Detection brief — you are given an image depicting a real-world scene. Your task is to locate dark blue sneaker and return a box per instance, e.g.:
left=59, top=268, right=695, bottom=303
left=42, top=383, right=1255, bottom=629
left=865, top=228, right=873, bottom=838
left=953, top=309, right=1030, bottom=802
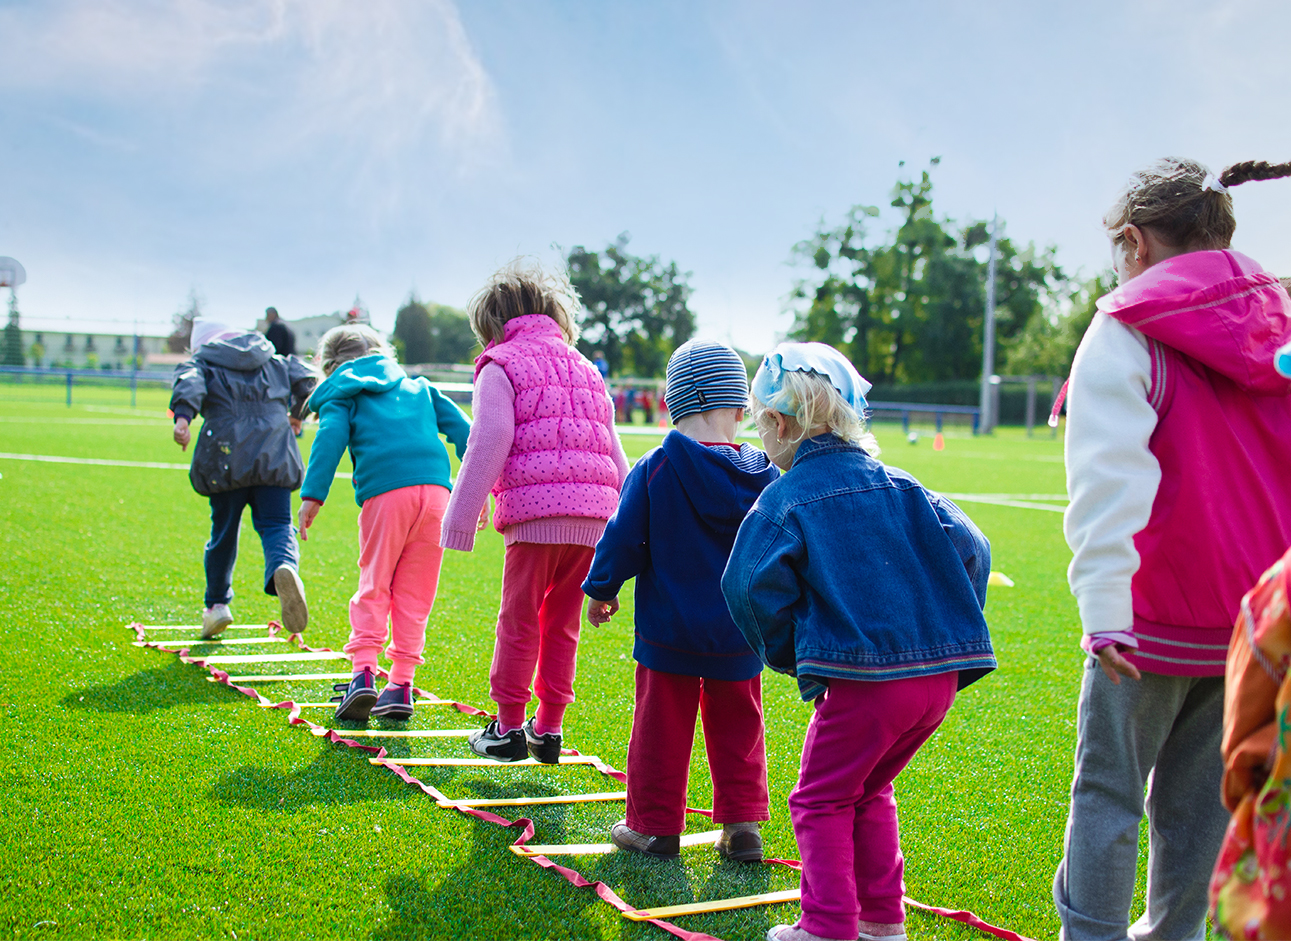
left=371, top=683, right=414, bottom=720
left=330, top=669, right=377, bottom=721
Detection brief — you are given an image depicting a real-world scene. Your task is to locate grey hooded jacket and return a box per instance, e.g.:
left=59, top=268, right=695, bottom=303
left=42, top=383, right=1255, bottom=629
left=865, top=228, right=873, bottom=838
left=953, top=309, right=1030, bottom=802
left=170, top=333, right=317, bottom=496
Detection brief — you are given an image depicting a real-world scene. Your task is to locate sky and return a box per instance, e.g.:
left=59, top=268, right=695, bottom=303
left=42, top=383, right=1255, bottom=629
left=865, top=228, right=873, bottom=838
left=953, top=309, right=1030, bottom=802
left=2, top=0, right=1290, bottom=353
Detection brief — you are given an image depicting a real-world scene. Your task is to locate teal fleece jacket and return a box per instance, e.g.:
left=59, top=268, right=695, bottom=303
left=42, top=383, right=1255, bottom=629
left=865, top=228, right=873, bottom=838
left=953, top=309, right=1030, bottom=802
left=300, top=354, right=471, bottom=506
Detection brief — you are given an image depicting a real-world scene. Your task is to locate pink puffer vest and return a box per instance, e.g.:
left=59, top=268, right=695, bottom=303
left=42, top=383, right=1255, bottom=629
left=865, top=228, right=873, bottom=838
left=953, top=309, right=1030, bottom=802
left=475, top=315, right=620, bottom=530
left=1104, top=251, right=1291, bottom=676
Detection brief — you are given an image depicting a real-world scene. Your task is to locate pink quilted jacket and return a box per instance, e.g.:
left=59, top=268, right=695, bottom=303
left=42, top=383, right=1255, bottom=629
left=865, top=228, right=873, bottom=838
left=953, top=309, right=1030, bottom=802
left=475, top=315, right=621, bottom=530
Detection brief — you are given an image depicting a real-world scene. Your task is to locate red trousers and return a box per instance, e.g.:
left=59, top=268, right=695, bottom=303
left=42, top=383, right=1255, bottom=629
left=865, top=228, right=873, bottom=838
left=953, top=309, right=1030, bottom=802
left=625, top=663, right=770, bottom=835
left=489, top=542, right=594, bottom=709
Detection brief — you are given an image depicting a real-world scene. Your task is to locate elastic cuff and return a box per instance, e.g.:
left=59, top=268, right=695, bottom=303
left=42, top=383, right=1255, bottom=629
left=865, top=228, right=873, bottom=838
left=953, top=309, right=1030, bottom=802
left=440, top=528, right=477, bottom=552
left=387, top=660, right=418, bottom=687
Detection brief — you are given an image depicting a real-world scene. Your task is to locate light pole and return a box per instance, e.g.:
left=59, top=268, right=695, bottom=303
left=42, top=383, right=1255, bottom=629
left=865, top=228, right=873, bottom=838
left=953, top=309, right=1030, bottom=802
left=977, top=215, right=998, bottom=434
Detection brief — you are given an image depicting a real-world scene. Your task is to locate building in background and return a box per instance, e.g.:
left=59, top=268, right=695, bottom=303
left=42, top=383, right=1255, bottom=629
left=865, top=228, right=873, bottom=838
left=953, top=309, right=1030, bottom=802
left=18, top=329, right=171, bottom=370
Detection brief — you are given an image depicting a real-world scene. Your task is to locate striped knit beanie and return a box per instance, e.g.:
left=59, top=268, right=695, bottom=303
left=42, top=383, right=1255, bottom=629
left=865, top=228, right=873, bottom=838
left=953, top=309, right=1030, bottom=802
left=665, top=340, right=749, bottom=422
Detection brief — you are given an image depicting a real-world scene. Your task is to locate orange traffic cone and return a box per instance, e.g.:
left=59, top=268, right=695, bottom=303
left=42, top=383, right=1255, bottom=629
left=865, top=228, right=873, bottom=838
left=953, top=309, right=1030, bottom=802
left=933, top=433, right=945, bottom=451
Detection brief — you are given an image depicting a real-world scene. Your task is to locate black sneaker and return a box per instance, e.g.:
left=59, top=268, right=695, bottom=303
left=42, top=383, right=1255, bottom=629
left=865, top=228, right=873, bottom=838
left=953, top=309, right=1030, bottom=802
left=371, top=683, right=414, bottom=721
left=468, top=720, right=527, bottom=762
left=330, top=669, right=377, bottom=721
left=523, top=716, right=562, bottom=763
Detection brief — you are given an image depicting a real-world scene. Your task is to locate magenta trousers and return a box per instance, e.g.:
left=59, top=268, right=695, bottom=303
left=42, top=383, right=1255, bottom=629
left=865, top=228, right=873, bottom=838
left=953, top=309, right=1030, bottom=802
left=626, top=664, right=770, bottom=835
left=790, top=672, right=957, bottom=938
left=345, top=484, right=449, bottom=686
left=489, top=542, right=594, bottom=709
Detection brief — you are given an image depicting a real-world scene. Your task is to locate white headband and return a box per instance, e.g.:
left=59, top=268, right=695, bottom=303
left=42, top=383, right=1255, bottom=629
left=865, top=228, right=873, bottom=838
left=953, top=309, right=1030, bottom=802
left=1202, top=173, right=1228, bottom=194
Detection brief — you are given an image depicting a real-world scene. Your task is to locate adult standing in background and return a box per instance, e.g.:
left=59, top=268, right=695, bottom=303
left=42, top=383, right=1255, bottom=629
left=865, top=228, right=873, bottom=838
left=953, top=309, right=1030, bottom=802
left=264, top=307, right=296, bottom=357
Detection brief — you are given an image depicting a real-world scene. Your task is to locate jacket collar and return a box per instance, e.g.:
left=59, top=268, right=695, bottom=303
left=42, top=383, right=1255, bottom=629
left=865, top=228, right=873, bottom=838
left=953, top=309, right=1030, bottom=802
left=791, top=433, right=857, bottom=468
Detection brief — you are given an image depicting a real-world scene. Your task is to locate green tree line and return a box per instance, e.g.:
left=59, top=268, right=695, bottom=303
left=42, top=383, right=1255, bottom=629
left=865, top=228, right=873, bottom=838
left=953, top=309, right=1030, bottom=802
left=788, top=161, right=1106, bottom=385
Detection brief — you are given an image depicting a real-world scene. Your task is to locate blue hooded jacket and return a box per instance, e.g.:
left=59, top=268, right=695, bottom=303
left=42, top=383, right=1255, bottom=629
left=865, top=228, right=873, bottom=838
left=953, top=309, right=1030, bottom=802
left=300, top=354, right=471, bottom=506
left=583, top=431, right=780, bottom=680
left=722, top=434, right=995, bottom=701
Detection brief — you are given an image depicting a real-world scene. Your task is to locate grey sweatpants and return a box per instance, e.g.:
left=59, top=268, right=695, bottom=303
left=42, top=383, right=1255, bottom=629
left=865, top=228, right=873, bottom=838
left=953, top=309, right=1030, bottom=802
left=1053, top=659, right=1226, bottom=941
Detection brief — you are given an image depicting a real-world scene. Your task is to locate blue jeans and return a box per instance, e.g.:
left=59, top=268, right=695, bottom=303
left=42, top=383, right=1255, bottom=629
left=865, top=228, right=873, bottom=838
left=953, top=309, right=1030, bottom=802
left=204, top=486, right=299, bottom=608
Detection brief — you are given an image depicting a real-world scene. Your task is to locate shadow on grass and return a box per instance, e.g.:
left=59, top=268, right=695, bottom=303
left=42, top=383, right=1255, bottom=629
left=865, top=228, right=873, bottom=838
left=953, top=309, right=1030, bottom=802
left=208, top=743, right=417, bottom=812
left=371, top=851, right=605, bottom=940
left=61, top=661, right=231, bottom=714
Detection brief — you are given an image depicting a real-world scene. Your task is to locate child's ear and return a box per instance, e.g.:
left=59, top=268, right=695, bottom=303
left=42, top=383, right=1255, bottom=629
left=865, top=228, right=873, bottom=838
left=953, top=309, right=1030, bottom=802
left=775, top=412, right=791, bottom=441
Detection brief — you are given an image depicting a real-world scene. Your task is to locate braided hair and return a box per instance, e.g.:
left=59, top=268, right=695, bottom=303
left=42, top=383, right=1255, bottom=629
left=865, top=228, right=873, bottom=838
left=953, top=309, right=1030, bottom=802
left=1104, top=157, right=1291, bottom=250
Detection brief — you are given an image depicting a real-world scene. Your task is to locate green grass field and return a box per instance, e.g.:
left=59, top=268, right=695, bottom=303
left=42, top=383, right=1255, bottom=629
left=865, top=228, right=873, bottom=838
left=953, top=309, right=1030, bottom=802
left=0, top=384, right=1127, bottom=940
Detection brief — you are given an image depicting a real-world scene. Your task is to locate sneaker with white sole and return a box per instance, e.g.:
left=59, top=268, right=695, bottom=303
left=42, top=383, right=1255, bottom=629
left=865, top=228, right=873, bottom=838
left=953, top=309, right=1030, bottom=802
left=371, top=683, right=415, bottom=720
left=201, top=603, right=234, bottom=640
left=523, top=716, right=562, bottom=763
left=273, top=565, right=308, bottom=634
left=467, top=720, right=528, bottom=762
left=331, top=669, right=378, bottom=721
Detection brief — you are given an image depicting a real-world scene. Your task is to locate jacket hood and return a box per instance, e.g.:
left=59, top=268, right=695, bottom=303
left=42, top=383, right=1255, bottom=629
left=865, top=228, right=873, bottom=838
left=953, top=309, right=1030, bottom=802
left=308, top=353, right=407, bottom=408
left=660, top=431, right=778, bottom=535
left=1098, top=250, right=1291, bottom=394
left=195, top=332, right=276, bottom=371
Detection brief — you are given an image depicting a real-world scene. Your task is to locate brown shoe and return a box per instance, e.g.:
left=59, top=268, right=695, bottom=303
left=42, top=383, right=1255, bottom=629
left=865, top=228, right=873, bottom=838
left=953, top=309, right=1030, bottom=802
left=715, top=823, right=763, bottom=862
left=610, top=820, right=680, bottom=860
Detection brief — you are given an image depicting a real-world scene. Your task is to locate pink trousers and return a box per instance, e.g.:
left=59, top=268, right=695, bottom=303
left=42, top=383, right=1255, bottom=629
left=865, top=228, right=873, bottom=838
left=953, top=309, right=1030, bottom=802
left=790, top=673, right=957, bottom=939
left=489, top=542, right=594, bottom=713
left=345, top=484, right=449, bottom=687
left=626, top=664, right=770, bottom=835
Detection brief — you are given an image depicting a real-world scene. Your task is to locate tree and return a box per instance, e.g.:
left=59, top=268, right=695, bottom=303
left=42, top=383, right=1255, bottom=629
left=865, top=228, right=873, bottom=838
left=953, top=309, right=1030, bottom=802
left=1003, top=273, right=1110, bottom=377
left=568, top=234, right=696, bottom=377
left=787, top=162, right=1067, bottom=384
left=167, top=290, right=202, bottom=353
left=3, top=291, right=22, bottom=366
left=393, top=296, right=477, bottom=364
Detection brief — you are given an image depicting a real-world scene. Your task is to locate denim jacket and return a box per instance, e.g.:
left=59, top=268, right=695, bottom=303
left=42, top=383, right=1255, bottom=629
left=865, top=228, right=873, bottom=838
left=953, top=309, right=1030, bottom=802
left=721, top=434, right=996, bottom=700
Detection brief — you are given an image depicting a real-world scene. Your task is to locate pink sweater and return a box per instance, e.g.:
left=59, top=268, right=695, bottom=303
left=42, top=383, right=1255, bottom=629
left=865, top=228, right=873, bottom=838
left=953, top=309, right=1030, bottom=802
left=441, top=362, right=629, bottom=551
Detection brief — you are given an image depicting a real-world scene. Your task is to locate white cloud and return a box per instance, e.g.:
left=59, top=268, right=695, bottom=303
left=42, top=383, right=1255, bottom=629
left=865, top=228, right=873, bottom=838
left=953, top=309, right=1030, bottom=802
left=1, top=0, right=501, bottom=171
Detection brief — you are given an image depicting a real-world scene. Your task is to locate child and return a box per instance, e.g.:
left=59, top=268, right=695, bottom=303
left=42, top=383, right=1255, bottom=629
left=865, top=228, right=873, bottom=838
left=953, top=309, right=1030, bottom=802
left=1055, top=158, right=1291, bottom=941
left=440, top=260, right=629, bottom=761
left=722, top=342, right=994, bottom=941
left=583, top=340, right=780, bottom=862
left=171, top=320, right=317, bottom=639
left=296, top=325, right=470, bottom=721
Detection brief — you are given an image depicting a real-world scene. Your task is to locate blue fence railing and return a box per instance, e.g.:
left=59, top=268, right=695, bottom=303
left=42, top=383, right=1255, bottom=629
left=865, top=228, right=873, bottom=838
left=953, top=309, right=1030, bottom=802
left=0, top=365, right=172, bottom=407
left=867, top=400, right=981, bottom=434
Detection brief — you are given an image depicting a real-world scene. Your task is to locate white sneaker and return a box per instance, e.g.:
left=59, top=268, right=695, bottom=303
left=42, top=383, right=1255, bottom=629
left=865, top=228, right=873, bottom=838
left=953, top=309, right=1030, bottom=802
left=201, top=603, right=233, bottom=639
left=273, top=565, right=308, bottom=634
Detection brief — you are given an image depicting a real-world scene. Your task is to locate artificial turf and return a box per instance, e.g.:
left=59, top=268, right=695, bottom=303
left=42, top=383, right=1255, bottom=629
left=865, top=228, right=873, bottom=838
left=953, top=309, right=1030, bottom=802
left=0, top=384, right=1146, bottom=940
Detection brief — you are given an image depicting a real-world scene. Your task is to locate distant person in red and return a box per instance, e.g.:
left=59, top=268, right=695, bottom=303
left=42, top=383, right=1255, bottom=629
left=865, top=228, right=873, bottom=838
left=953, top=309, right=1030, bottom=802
left=264, top=307, right=296, bottom=357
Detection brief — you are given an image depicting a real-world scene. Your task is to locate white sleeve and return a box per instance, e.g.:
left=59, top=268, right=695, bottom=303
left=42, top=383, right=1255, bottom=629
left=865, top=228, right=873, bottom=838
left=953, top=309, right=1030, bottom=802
left=1063, top=310, right=1161, bottom=637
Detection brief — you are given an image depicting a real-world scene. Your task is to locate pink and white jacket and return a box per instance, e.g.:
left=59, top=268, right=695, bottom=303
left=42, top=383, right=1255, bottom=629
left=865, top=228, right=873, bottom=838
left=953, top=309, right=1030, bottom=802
left=440, top=315, right=628, bottom=551
left=1065, top=250, right=1291, bottom=675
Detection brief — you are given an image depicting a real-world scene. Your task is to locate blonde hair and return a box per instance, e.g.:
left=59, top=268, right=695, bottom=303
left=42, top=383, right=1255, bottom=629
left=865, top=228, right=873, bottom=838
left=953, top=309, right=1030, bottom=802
left=1104, top=157, right=1291, bottom=251
left=750, top=369, right=879, bottom=456
left=466, top=258, right=581, bottom=347
left=315, top=324, right=392, bottom=376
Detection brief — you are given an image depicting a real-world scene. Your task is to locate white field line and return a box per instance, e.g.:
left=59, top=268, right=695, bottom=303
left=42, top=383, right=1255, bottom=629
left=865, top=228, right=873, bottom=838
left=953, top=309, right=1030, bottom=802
left=0, top=452, right=352, bottom=479
left=946, top=493, right=1067, bottom=513
left=0, top=417, right=172, bottom=426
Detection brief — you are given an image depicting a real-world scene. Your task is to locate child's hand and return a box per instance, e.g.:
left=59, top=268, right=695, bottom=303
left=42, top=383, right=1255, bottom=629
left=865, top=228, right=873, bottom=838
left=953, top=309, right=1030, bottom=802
left=586, top=596, right=619, bottom=626
left=290, top=417, right=303, bottom=437
left=298, top=499, right=322, bottom=542
left=1097, top=646, right=1142, bottom=684
left=476, top=498, right=490, bottom=532
left=173, top=417, right=191, bottom=451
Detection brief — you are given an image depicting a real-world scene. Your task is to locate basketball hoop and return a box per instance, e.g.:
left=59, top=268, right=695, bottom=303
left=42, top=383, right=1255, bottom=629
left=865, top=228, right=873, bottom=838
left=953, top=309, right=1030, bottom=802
left=0, top=257, right=26, bottom=289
